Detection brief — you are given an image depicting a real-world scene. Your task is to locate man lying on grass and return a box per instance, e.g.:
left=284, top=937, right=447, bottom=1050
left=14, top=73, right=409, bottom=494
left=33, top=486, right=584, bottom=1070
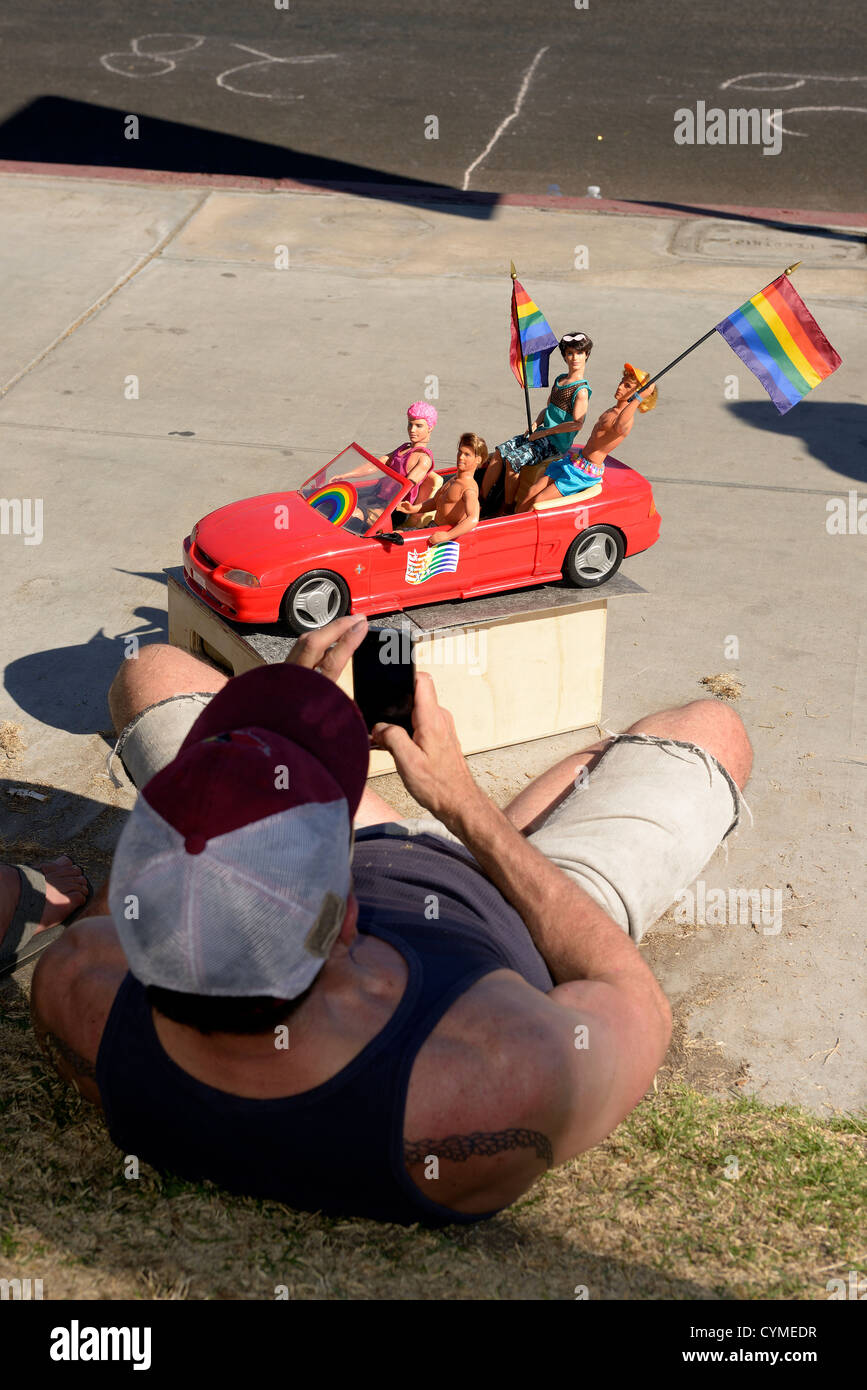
left=26, top=618, right=751, bottom=1226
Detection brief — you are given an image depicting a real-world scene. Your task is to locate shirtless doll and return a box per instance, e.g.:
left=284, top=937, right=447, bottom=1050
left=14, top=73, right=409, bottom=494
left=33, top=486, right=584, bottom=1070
left=517, top=363, right=658, bottom=512
left=402, top=433, right=485, bottom=546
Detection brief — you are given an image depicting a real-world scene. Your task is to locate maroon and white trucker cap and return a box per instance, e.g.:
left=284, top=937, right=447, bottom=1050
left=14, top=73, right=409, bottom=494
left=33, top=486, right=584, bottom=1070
left=108, top=664, right=369, bottom=999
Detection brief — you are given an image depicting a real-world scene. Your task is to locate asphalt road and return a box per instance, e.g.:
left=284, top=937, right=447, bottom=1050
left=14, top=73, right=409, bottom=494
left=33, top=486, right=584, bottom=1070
left=0, top=0, right=864, bottom=209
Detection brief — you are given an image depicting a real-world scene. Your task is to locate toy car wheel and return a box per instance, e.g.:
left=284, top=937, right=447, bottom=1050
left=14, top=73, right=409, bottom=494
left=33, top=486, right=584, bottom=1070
left=564, top=525, right=625, bottom=588
left=281, top=570, right=350, bottom=635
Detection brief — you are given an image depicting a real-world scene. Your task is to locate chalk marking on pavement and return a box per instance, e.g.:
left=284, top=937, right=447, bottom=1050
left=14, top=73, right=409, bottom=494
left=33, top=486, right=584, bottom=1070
left=721, top=72, right=867, bottom=94
left=0, top=191, right=211, bottom=400
left=462, top=47, right=548, bottom=191
left=100, top=33, right=337, bottom=98
left=100, top=34, right=206, bottom=78
left=720, top=72, right=867, bottom=136
left=769, top=106, right=867, bottom=138
left=216, top=44, right=338, bottom=100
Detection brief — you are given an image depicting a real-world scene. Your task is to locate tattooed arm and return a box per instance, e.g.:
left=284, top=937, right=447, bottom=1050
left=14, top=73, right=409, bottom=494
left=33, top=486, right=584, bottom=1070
left=402, top=1121, right=555, bottom=1215
left=404, top=1128, right=553, bottom=1168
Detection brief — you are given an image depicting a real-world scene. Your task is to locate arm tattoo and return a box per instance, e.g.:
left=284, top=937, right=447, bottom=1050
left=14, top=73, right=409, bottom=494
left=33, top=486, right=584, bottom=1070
left=36, top=1029, right=97, bottom=1081
left=404, top=1129, right=553, bottom=1168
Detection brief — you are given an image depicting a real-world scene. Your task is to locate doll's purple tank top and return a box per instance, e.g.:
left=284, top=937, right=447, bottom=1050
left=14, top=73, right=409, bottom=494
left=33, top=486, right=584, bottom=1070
left=388, top=443, right=435, bottom=503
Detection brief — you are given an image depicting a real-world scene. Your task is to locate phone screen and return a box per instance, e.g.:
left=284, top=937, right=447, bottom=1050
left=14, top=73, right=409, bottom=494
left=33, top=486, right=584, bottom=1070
left=351, top=627, right=416, bottom=736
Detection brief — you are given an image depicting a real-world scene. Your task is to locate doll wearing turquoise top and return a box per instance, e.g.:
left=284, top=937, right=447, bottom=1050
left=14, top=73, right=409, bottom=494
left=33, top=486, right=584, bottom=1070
left=480, top=332, right=593, bottom=512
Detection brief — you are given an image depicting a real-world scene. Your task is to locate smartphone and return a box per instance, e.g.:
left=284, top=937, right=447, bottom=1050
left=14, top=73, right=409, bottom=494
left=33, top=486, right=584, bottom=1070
left=352, top=626, right=416, bottom=736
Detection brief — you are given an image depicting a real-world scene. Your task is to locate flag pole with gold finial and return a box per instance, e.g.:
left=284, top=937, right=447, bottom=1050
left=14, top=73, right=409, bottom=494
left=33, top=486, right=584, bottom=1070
left=626, top=262, right=804, bottom=402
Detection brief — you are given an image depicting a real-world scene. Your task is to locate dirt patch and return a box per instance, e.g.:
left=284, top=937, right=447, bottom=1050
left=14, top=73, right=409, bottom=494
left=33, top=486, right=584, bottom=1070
left=657, top=1003, right=751, bottom=1096
left=700, top=673, right=743, bottom=700
left=0, top=721, right=27, bottom=760
left=0, top=806, right=126, bottom=884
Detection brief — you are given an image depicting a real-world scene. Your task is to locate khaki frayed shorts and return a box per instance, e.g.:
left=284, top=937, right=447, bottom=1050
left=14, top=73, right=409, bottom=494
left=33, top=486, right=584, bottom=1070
left=110, top=697, right=746, bottom=944
left=396, top=735, right=745, bottom=943
left=108, top=692, right=217, bottom=791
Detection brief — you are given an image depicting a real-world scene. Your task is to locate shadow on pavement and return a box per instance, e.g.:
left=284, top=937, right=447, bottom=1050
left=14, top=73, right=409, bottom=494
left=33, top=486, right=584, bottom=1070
left=3, top=606, right=167, bottom=736
left=727, top=400, right=867, bottom=485
left=0, top=96, right=497, bottom=219
left=0, top=786, right=128, bottom=874
left=621, top=198, right=866, bottom=244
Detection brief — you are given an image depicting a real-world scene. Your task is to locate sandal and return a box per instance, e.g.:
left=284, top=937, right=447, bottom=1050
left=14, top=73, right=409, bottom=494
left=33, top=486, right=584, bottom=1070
left=0, top=864, right=93, bottom=979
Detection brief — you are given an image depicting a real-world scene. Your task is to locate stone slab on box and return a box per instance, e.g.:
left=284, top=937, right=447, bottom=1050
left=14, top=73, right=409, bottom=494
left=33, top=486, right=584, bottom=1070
left=165, top=566, right=646, bottom=775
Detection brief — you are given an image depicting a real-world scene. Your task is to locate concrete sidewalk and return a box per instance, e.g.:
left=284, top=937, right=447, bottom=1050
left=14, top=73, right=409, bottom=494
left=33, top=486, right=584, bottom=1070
left=1, top=171, right=864, bottom=1112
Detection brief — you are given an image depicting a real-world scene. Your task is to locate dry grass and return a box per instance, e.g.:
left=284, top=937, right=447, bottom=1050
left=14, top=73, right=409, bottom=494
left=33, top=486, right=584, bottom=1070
left=0, top=721, right=26, bottom=761
left=1, top=977, right=863, bottom=1302
left=699, top=674, right=744, bottom=701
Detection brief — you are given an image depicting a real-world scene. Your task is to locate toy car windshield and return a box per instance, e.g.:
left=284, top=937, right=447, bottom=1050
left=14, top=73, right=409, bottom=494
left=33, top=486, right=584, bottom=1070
left=299, top=444, right=406, bottom=537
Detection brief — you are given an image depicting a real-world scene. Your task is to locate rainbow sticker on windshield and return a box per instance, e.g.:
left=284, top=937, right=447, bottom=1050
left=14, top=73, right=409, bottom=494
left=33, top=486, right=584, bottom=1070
left=307, top=482, right=357, bottom=526
left=405, top=541, right=460, bottom=585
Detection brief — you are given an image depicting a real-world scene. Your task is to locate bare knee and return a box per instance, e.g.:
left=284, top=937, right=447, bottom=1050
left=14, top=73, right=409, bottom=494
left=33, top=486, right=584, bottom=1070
left=626, top=699, right=753, bottom=790
left=108, top=642, right=227, bottom=734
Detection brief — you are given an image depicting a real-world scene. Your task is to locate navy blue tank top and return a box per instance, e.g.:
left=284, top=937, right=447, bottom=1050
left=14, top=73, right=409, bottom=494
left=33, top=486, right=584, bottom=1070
left=95, top=829, right=554, bottom=1227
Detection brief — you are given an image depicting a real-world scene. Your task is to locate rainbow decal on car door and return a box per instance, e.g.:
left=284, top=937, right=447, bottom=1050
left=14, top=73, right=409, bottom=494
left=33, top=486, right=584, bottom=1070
left=405, top=541, right=460, bottom=585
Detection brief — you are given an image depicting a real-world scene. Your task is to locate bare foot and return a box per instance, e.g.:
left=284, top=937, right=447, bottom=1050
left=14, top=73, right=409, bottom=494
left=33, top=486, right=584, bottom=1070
left=0, top=857, right=89, bottom=948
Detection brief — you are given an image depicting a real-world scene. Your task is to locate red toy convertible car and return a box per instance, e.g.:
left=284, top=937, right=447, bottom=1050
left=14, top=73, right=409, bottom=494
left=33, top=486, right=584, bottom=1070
left=183, top=443, right=660, bottom=636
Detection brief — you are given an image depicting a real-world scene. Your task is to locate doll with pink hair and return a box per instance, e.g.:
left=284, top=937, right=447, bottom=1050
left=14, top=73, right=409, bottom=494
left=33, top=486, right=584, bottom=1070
left=379, top=402, right=438, bottom=513
left=337, top=403, right=439, bottom=526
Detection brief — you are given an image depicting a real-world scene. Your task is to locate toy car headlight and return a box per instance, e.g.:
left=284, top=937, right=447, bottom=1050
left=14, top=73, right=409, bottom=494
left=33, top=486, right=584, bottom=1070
left=190, top=523, right=199, bottom=543
left=224, top=569, right=260, bottom=587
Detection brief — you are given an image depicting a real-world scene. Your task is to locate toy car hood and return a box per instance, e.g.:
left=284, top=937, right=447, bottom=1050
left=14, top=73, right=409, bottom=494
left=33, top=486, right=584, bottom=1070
left=195, top=491, right=339, bottom=571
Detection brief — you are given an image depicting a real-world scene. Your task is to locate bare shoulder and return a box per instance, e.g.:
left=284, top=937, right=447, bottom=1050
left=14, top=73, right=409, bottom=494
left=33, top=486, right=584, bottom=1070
left=403, top=966, right=664, bottom=1214
left=455, top=474, right=480, bottom=507
left=30, top=916, right=129, bottom=1103
left=403, top=970, right=567, bottom=1213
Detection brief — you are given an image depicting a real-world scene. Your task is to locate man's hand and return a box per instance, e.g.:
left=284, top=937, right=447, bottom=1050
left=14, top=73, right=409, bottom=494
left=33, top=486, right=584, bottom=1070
left=285, top=615, right=367, bottom=683
left=427, top=529, right=450, bottom=547
left=371, top=672, right=479, bottom=822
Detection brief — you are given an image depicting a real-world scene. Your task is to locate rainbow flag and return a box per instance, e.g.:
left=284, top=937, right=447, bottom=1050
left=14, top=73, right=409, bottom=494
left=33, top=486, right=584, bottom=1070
left=716, top=275, right=841, bottom=414
left=405, top=541, right=460, bottom=586
left=510, top=277, right=559, bottom=389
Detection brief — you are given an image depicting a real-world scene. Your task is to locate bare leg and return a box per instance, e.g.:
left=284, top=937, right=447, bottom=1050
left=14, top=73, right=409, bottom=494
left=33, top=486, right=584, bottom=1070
left=503, top=467, right=521, bottom=511
left=480, top=451, right=503, bottom=500
left=517, top=476, right=559, bottom=513
left=109, top=643, right=404, bottom=831
left=503, top=700, right=752, bottom=835
left=108, top=643, right=228, bottom=734
left=354, top=785, right=404, bottom=829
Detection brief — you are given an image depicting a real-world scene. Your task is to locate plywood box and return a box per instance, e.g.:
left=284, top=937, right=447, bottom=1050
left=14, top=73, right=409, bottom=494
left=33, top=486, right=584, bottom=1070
left=165, top=567, right=645, bottom=776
